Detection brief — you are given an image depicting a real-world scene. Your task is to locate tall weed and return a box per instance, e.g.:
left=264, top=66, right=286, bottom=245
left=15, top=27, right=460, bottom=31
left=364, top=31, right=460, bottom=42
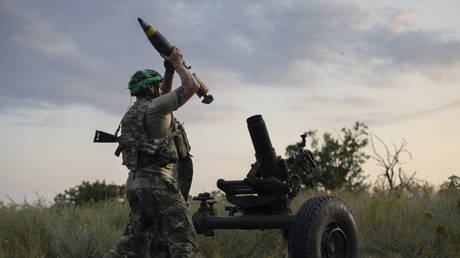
left=0, top=189, right=459, bottom=257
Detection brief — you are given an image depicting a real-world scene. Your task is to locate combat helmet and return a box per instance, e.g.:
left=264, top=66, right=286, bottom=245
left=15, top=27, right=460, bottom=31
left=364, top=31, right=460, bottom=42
left=128, top=69, right=163, bottom=96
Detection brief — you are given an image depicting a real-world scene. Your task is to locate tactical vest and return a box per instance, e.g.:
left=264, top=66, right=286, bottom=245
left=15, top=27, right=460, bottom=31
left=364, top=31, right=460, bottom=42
left=121, top=100, right=151, bottom=171
left=120, top=100, right=191, bottom=171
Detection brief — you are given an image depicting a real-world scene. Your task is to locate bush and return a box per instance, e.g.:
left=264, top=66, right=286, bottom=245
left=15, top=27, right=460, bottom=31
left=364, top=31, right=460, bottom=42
left=54, top=180, right=125, bottom=206
left=440, top=175, right=460, bottom=192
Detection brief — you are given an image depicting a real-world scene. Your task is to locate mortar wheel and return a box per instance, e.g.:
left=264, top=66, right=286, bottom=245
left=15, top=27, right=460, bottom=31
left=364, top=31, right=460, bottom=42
left=289, top=196, right=358, bottom=258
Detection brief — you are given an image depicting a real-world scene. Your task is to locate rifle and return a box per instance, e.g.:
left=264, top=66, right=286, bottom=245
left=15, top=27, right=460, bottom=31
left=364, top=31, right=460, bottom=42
left=93, top=130, right=176, bottom=162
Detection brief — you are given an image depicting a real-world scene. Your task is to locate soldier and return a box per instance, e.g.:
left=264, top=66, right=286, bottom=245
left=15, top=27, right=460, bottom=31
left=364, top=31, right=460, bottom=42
left=103, top=47, right=207, bottom=258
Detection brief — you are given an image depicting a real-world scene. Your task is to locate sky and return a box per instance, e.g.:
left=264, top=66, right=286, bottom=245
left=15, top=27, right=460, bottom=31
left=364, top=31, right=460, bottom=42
left=0, top=0, right=459, bottom=204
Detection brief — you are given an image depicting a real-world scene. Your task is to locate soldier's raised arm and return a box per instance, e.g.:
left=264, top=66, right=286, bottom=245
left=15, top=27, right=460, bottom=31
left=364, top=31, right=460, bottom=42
left=159, top=60, right=174, bottom=95
left=163, top=48, right=208, bottom=108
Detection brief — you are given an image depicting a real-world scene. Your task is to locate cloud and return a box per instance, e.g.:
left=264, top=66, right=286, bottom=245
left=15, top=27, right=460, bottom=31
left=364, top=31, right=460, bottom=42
left=386, top=7, right=419, bottom=33
left=1, top=0, right=460, bottom=121
left=0, top=0, right=130, bottom=115
left=169, top=1, right=460, bottom=85
left=361, top=98, right=460, bottom=126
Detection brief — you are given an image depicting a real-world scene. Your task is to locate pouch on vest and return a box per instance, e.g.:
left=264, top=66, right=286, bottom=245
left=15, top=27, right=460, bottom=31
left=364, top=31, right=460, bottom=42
left=174, top=154, right=193, bottom=201
left=173, top=118, right=191, bottom=158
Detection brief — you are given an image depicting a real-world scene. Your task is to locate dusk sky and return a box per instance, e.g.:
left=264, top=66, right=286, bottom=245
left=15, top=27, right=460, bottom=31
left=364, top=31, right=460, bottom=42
left=1, top=0, right=459, bottom=203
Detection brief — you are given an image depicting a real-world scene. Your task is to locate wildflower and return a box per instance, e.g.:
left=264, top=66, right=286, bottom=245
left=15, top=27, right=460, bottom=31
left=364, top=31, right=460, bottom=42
left=422, top=210, right=434, bottom=219
left=434, top=223, right=445, bottom=235
left=372, top=186, right=381, bottom=194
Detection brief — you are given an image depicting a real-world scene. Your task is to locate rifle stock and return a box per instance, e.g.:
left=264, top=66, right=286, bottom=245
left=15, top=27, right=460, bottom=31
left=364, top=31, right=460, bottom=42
left=93, top=130, right=117, bottom=143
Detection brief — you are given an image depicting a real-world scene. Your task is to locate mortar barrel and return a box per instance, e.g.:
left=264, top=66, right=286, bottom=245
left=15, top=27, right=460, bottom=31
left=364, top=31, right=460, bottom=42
left=246, top=115, right=279, bottom=179
left=247, top=115, right=275, bottom=157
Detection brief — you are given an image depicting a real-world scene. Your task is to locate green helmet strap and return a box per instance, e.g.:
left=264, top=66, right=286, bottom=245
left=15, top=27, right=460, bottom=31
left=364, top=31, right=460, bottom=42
left=128, top=69, right=163, bottom=95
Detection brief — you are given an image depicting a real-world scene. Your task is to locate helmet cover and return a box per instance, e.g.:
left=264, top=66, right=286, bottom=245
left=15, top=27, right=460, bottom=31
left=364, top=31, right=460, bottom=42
left=128, top=69, right=163, bottom=96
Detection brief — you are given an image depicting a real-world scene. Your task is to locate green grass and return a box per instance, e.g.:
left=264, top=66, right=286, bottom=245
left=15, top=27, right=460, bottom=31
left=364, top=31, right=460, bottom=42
left=1, top=189, right=459, bottom=257
left=0, top=199, right=127, bottom=258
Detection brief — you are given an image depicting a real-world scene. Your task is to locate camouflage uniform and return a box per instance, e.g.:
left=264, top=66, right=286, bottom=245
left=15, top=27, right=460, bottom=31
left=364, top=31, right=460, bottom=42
left=104, top=91, right=197, bottom=258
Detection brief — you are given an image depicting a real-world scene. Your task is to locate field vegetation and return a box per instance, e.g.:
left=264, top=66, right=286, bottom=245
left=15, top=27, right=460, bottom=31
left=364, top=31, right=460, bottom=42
left=1, top=185, right=459, bottom=257
left=1, top=122, right=459, bottom=257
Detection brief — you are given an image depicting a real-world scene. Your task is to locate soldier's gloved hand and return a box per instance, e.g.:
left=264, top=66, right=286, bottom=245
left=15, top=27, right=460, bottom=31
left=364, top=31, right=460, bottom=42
left=162, top=47, right=183, bottom=69
left=164, top=60, right=175, bottom=74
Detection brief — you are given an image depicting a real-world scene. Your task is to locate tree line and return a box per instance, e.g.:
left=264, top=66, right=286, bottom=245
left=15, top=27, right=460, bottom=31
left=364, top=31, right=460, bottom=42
left=55, top=121, right=459, bottom=205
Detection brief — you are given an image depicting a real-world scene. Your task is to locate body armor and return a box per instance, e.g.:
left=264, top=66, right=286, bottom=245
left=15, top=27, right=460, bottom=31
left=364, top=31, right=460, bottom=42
left=120, top=99, right=191, bottom=175
left=121, top=100, right=174, bottom=170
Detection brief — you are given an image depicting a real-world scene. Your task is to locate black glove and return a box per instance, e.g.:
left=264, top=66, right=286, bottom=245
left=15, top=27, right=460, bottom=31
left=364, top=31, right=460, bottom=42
left=164, top=60, right=175, bottom=74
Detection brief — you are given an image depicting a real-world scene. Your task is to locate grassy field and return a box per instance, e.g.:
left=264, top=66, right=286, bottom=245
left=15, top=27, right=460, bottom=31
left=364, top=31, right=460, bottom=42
left=1, top=188, right=459, bottom=258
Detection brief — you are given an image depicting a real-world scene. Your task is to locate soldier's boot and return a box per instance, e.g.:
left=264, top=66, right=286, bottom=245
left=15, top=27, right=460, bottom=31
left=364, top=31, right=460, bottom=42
left=150, top=238, right=170, bottom=258
left=151, top=251, right=169, bottom=258
left=102, top=249, right=124, bottom=258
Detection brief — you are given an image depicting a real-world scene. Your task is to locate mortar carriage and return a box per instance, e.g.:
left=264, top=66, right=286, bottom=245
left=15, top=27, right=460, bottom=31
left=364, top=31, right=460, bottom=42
left=192, top=115, right=359, bottom=258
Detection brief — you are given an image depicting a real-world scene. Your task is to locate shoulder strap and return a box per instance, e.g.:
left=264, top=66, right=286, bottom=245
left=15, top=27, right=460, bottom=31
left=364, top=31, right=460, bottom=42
left=170, top=112, right=176, bottom=132
left=136, top=100, right=149, bottom=138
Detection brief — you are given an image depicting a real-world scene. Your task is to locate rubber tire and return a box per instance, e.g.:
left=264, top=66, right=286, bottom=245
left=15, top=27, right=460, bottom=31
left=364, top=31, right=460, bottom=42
left=289, top=196, right=358, bottom=258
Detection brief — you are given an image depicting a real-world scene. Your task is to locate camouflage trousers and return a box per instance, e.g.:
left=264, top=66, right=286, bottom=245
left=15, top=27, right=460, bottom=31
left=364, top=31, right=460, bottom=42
left=103, top=172, right=197, bottom=258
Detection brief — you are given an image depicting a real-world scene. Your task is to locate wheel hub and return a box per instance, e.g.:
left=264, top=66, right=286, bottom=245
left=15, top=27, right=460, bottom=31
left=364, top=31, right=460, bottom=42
left=322, top=225, right=348, bottom=258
